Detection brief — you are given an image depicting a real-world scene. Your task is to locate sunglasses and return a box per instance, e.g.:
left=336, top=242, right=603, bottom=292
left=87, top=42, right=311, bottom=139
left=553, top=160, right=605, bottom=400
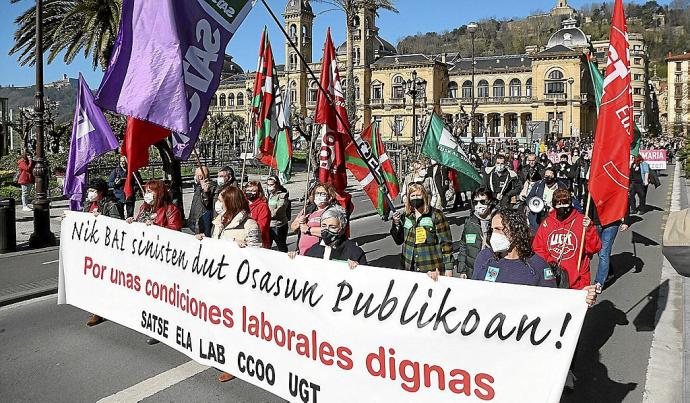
left=473, top=200, right=490, bottom=205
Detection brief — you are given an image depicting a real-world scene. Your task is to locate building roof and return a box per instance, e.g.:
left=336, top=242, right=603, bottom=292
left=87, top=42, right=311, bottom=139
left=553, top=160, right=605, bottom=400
left=546, top=18, right=589, bottom=49
left=336, top=33, right=397, bottom=58
left=220, top=55, right=244, bottom=80
left=284, top=0, right=313, bottom=15
left=667, top=52, right=690, bottom=62
left=372, top=54, right=432, bottom=67
left=538, top=44, right=578, bottom=55
left=448, top=54, right=532, bottom=72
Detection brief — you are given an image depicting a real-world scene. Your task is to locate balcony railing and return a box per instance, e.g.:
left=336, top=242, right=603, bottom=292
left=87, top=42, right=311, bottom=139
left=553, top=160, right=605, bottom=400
left=544, top=93, right=567, bottom=102
left=370, top=99, right=384, bottom=108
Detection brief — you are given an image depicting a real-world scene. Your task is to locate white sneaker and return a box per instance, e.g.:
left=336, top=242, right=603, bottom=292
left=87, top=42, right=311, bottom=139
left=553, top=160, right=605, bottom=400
left=22, top=206, right=32, bottom=212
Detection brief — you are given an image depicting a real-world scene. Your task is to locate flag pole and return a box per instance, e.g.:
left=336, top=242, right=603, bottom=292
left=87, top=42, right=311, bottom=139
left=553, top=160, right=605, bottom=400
left=303, top=123, right=318, bottom=212
left=260, top=0, right=385, bottom=191
left=576, top=196, right=592, bottom=274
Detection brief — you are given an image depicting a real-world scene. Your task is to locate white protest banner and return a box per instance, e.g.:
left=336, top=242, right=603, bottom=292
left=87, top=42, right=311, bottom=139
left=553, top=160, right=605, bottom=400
left=639, top=149, right=667, bottom=170
left=58, top=212, right=588, bottom=403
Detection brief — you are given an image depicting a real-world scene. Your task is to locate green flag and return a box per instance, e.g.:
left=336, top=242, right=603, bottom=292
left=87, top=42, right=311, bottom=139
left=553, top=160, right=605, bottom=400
left=421, top=112, right=482, bottom=191
left=588, top=56, right=641, bottom=156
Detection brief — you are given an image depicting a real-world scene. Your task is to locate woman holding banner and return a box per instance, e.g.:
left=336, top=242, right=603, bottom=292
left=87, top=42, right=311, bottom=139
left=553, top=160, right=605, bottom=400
left=290, top=182, right=338, bottom=255
left=390, top=183, right=453, bottom=281
left=265, top=175, right=290, bottom=252
left=244, top=181, right=271, bottom=249
left=126, top=180, right=181, bottom=345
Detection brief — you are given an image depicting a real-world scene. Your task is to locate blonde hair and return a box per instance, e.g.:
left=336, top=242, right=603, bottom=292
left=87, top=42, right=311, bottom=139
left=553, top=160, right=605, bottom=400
left=405, top=183, right=430, bottom=215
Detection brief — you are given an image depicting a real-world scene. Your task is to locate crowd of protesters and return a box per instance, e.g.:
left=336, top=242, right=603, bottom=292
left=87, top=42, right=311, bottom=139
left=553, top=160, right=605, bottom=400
left=67, top=133, right=683, bottom=388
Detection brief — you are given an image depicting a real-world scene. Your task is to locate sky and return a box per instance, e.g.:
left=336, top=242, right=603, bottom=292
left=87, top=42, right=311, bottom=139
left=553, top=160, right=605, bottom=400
left=0, top=0, right=671, bottom=89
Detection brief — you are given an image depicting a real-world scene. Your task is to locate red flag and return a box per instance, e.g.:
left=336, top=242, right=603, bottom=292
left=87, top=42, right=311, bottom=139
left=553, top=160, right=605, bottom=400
left=315, top=29, right=349, bottom=194
left=588, top=0, right=633, bottom=226
left=121, top=117, right=170, bottom=198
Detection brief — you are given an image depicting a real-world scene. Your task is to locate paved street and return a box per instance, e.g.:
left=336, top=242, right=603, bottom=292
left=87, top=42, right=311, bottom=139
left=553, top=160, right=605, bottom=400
left=0, top=165, right=684, bottom=402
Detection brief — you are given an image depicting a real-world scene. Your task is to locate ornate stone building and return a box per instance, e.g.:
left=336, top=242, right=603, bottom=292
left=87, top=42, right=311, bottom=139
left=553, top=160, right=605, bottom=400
left=667, top=52, right=690, bottom=137
left=209, top=0, right=651, bottom=145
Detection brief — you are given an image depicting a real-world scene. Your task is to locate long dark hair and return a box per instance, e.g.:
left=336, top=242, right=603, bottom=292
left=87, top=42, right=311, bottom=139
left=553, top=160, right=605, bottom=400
left=493, top=208, right=533, bottom=260
left=220, top=186, right=249, bottom=224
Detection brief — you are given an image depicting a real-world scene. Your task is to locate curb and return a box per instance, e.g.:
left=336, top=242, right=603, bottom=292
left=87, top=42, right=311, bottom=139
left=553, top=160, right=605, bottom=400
left=0, top=245, right=60, bottom=259
left=0, top=285, right=58, bottom=308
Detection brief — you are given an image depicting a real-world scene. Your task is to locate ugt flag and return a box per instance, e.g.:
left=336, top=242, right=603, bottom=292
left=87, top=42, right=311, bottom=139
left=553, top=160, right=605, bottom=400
left=96, top=0, right=254, bottom=160
left=421, top=112, right=482, bottom=192
left=589, top=0, right=633, bottom=226
left=64, top=75, right=119, bottom=211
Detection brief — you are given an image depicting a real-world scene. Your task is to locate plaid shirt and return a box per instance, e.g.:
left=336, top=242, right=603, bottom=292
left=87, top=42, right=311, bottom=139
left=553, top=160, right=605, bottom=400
left=390, top=208, right=454, bottom=273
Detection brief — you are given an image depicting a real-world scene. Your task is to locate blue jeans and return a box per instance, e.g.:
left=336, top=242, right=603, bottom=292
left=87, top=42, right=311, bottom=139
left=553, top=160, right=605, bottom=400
left=595, top=223, right=619, bottom=285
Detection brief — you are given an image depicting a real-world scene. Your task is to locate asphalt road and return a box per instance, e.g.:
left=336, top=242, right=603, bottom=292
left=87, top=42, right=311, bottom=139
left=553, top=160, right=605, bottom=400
left=0, top=167, right=675, bottom=403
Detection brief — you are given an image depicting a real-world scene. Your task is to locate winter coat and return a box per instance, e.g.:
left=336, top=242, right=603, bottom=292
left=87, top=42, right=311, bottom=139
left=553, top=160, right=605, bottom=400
left=457, top=213, right=492, bottom=277
left=532, top=209, right=602, bottom=290
left=482, top=167, right=521, bottom=206
left=268, top=190, right=289, bottom=228
left=187, top=182, right=215, bottom=234
left=249, top=198, right=271, bottom=248
left=17, top=159, right=34, bottom=185
left=83, top=197, right=123, bottom=220
left=108, top=166, right=127, bottom=203
left=390, top=208, right=453, bottom=273
left=135, top=203, right=182, bottom=231
left=211, top=210, right=262, bottom=248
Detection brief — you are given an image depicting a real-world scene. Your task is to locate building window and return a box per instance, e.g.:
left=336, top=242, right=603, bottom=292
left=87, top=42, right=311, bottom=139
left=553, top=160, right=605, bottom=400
left=461, top=80, right=473, bottom=98
left=308, top=81, right=318, bottom=103
left=354, top=47, right=361, bottom=65
left=392, top=75, right=404, bottom=99
left=219, top=93, right=226, bottom=107
left=633, top=87, right=642, bottom=95
left=676, top=62, right=683, bottom=72
left=548, top=112, right=564, bottom=134
left=509, top=79, right=521, bottom=97
left=546, top=69, right=565, bottom=94
left=634, top=58, right=642, bottom=65
left=634, top=74, right=642, bottom=81
left=634, top=101, right=642, bottom=108
left=290, top=80, right=297, bottom=102
left=354, top=77, right=360, bottom=100
left=448, top=81, right=458, bottom=99
left=394, top=115, right=404, bottom=136
left=526, top=78, right=532, bottom=97
left=211, top=95, right=217, bottom=107
left=372, top=82, right=383, bottom=100
left=493, top=79, right=505, bottom=98
left=477, top=80, right=489, bottom=98
left=676, top=74, right=683, bottom=83
left=289, top=54, right=298, bottom=71
left=228, top=93, right=235, bottom=106
left=237, top=92, right=244, bottom=106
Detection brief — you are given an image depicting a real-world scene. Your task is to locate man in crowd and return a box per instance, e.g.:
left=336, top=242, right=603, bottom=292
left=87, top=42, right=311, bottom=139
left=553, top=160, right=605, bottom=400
left=555, top=153, right=576, bottom=189
left=483, top=154, right=521, bottom=208
left=188, top=165, right=215, bottom=236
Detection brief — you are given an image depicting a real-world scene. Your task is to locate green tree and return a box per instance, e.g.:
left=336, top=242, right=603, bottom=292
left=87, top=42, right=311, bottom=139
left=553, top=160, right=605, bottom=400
left=10, top=0, right=121, bottom=70
left=314, top=0, right=397, bottom=122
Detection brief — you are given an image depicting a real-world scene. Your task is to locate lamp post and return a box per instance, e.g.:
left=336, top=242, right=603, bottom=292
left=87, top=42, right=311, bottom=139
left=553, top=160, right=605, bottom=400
left=568, top=77, right=575, bottom=139
left=467, top=22, right=478, bottom=145
left=29, top=0, right=56, bottom=248
left=406, top=70, right=426, bottom=153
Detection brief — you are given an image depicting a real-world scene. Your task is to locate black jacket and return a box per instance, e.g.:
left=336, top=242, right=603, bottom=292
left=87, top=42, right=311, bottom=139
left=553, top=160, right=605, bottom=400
left=304, top=239, right=367, bottom=265
left=457, top=213, right=491, bottom=277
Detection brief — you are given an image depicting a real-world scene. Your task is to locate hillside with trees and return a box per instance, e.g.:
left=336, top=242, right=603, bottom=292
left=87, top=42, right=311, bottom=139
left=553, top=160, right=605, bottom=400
left=397, top=1, right=690, bottom=77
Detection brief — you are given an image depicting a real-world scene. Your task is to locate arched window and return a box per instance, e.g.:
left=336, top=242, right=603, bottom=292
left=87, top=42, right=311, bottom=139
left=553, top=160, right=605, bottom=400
left=392, top=75, right=404, bottom=99
left=219, top=93, right=226, bottom=107
left=509, top=79, right=521, bottom=97
left=211, top=95, right=217, bottom=107
left=290, top=80, right=297, bottom=103
left=526, top=78, right=532, bottom=97
left=354, top=47, right=361, bottom=65
left=354, top=77, right=360, bottom=100
left=493, top=79, right=505, bottom=98
left=302, top=26, right=309, bottom=43
left=237, top=92, right=244, bottom=107
left=477, top=80, right=489, bottom=98
left=228, top=93, right=235, bottom=106
left=289, top=24, right=297, bottom=41
left=546, top=69, right=565, bottom=94
left=340, top=78, right=347, bottom=94
left=448, top=81, right=458, bottom=99
left=461, top=80, right=473, bottom=99
left=309, top=81, right=318, bottom=103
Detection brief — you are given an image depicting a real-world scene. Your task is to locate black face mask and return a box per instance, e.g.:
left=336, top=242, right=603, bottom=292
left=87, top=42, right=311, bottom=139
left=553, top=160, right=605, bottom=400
left=556, top=206, right=572, bottom=220
left=245, top=192, right=258, bottom=201
left=409, top=198, right=424, bottom=209
left=544, top=176, right=556, bottom=185
left=321, top=229, right=342, bottom=246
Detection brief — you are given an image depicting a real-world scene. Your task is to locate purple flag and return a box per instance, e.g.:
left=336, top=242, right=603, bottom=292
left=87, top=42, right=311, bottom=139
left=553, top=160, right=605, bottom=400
left=64, top=75, right=119, bottom=211
left=96, top=0, right=254, bottom=160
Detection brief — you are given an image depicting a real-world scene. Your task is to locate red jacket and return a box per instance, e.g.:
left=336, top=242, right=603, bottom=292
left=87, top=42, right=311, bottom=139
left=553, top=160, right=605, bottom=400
left=17, top=159, right=35, bottom=185
left=249, top=198, right=271, bottom=248
left=532, top=209, right=602, bottom=290
left=135, top=204, right=182, bottom=231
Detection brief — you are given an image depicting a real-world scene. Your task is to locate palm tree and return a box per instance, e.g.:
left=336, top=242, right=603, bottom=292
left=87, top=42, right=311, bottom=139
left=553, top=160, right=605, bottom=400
left=314, top=0, right=397, bottom=122
left=9, top=0, right=121, bottom=70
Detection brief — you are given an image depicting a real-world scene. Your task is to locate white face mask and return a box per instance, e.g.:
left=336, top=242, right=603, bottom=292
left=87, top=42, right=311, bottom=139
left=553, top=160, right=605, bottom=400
left=475, top=204, right=489, bottom=217
left=143, top=192, right=155, bottom=205
left=216, top=176, right=225, bottom=187
left=490, top=233, right=511, bottom=253
left=417, top=169, right=428, bottom=177
left=315, top=195, right=328, bottom=205
left=267, top=185, right=275, bottom=193
left=495, top=164, right=506, bottom=173
left=87, top=190, right=98, bottom=202
left=215, top=200, right=225, bottom=215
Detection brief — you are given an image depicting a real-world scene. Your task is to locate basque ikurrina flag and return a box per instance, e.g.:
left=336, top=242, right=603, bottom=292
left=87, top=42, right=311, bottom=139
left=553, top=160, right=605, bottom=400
left=345, top=123, right=397, bottom=216
left=252, top=28, right=292, bottom=179
left=63, top=75, right=119, bottom=211
left=96, top=0, right=254, bottom=160
left=589, top=0, right=633, bottom=226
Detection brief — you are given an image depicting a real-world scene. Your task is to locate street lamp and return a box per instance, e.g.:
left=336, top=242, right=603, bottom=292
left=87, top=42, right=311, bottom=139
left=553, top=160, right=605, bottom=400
left=467, top=22, right=478, bottom=145
left=406, top=70, right=426, bottom=153
left=29, top=0, right=56, bottom=248
left=568, top=77, right=575, bottom=139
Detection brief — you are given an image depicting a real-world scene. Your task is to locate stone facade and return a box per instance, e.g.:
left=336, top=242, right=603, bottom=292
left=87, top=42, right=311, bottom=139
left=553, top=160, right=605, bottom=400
left=667, top=53, right=690, bottom=137
left=209, top=0, right=650, bottom=145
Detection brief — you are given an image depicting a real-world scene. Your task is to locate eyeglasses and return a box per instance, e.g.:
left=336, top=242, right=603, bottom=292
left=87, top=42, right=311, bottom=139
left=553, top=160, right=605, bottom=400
left=473, top=200, right=490, bottom=205
left=315, top=192, right=328, bottom=197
